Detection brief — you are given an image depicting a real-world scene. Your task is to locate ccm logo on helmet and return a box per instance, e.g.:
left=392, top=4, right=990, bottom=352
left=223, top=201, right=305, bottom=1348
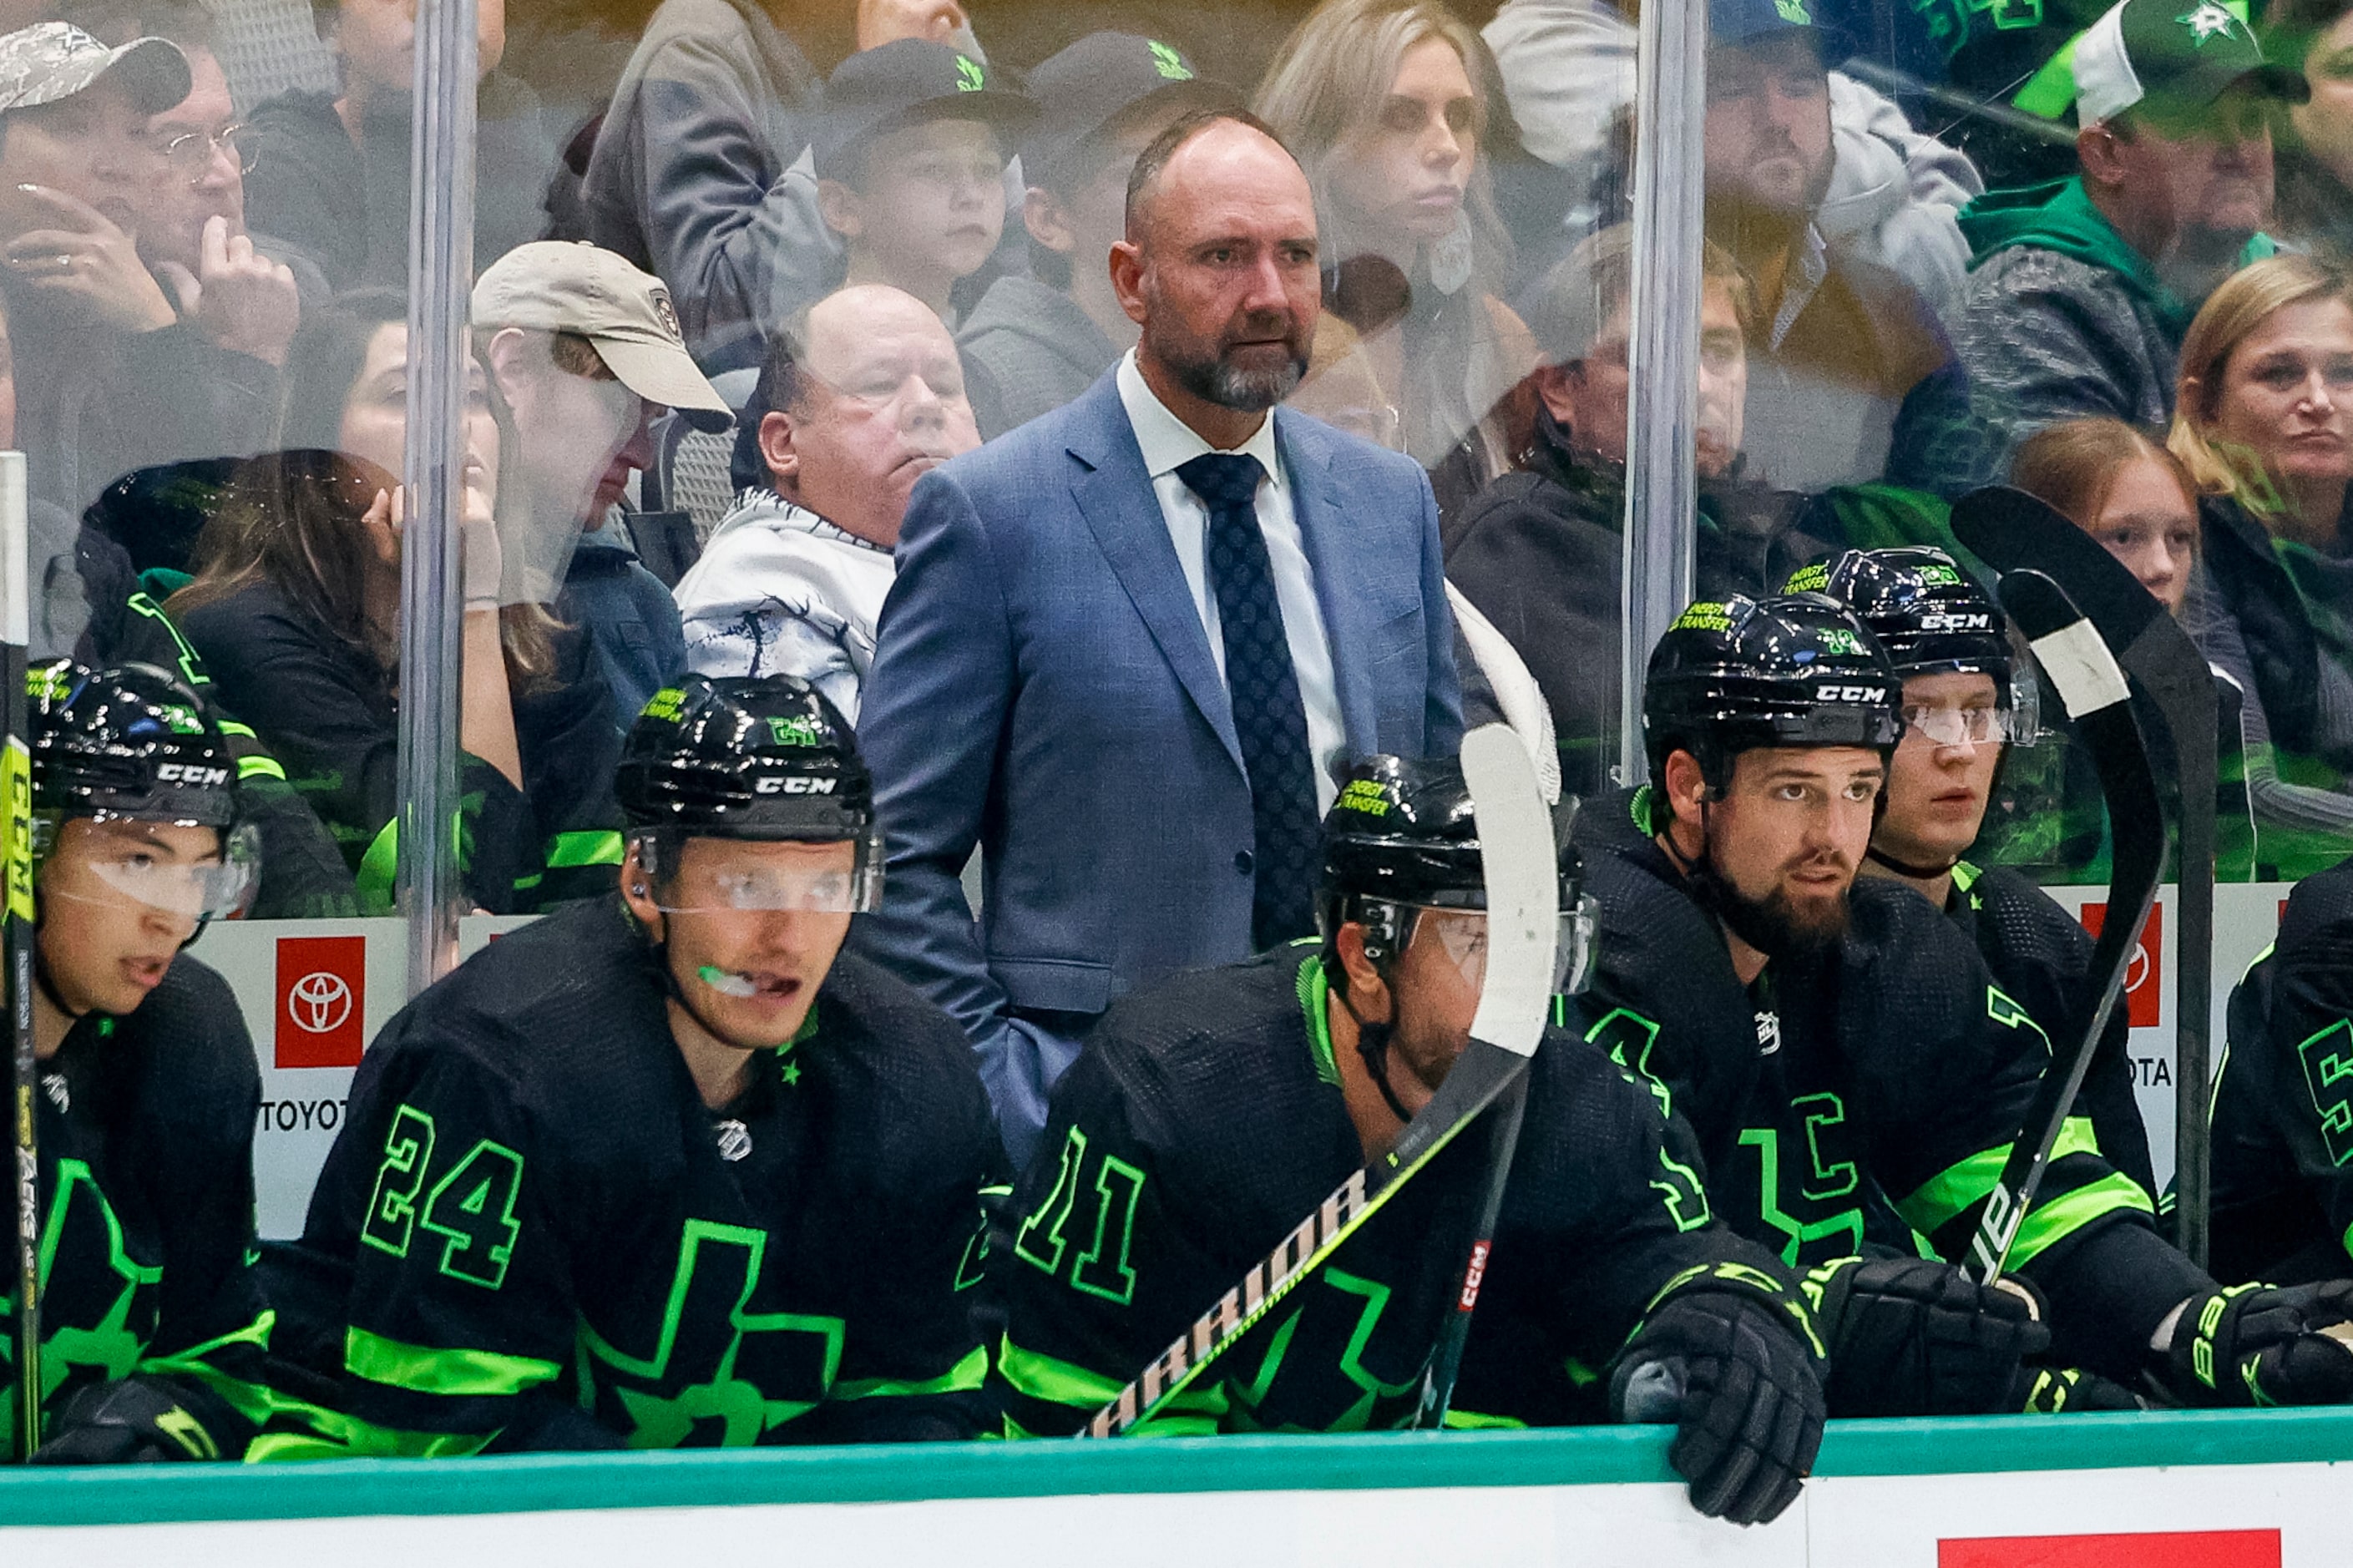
left=155, top=762, right=231, bottom=787
left=752, top=776, right=837, bottom=796
left=1918, top=613, right=1992, bottom=631
left=1816, top=685, right=1887, bottom=704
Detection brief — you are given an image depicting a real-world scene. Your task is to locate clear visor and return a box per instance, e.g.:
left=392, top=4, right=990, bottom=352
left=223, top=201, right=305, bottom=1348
left=1900, top=702, right=2031, bottom=746
left=650, top=852, right=883, bottom=916
left=1409, top=891, right=1598, bottom=998
left=52, top=819, right=259, bottom=921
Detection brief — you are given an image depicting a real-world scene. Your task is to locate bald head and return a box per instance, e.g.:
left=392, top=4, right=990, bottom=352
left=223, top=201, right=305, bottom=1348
left=757, top=282, right=978, bottom=549
left=1110, top=114, right=1321, bottom=435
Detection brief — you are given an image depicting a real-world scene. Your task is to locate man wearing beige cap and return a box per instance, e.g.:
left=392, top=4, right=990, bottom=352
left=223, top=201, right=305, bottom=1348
left=474, top=239, right=731, bottom=729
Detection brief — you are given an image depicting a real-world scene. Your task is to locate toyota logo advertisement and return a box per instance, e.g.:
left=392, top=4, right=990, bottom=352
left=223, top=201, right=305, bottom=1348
left=274, top=933, right=367, bottom=1068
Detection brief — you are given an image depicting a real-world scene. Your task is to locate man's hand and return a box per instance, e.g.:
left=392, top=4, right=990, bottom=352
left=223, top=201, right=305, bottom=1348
left=28, top=1378, right=237, bottom=1463
left=2, top=183, right=175, bottom=333
left=2159, top=1281, right=2353, bottom=1407
left=1612, top=1289, right=1826, bottom=1526
left=857, top=0, right=969, bottom=49
left=1804, top=1256, right=2052, bottom=1416
left=156, top=214, right=300, bottom=367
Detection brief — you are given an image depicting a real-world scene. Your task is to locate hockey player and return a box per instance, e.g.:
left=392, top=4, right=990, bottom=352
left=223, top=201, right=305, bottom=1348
left=1576, top=592, right=2353, bottom=1413
left=2211, top=858, right=2353, bottom=1285
left=8, top=660, right=272, bottom=1462
left=1000, top=755, right=1826, bottom=1527
left=250, top=675, right=1004, bottom=1456
left=1798, top=547, right=2156, bottom=1200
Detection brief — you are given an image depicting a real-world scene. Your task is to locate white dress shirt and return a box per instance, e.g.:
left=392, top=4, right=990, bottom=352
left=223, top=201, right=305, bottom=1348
left=1115, top=350, right=1345, bottom=812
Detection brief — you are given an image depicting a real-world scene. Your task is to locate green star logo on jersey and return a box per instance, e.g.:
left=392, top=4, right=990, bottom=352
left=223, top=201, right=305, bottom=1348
left=2178, top=3, right=2239, bottom=44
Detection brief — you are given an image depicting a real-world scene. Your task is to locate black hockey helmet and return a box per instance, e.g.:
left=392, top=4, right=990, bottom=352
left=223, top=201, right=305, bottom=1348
left=1318, top=754, right=1594, bottom=994
left=616, top=674, right=883, bottom=908
left=1790, top=548, right=2041, bottom=746
left=1642, top=593, right=1905, bottom=791
left=31, top=659, right=238, bottom=829
left=28, top=659, right=257, bottom=926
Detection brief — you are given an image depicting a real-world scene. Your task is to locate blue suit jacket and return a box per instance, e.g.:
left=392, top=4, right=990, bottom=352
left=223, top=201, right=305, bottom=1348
left=853, top=371, right=1462, bottom=1165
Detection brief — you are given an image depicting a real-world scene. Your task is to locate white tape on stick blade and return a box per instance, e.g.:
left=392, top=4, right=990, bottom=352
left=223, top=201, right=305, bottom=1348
left=2030, top=619, right=2132, bottom=719
left=1460, top=724, right=1556, bottom=1060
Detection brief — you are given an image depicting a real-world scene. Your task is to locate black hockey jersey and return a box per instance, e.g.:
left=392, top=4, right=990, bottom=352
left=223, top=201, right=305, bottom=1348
left=1944, top=860, right=2155, bottom=1202
left=0, top=954, right=273, bottom=1457
left=2211, top=858, right=2353, bottom=1285
left=1572, top=790, right=2207, bottom=1378
left=996, top=946, right=1809, bottom=1437
left=251, top=898, right=1004, bottom=1456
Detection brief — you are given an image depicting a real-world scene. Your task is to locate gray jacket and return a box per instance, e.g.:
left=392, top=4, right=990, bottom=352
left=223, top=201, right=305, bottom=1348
left=582, top=0, right=840, bottom=372
left=956, top=276, right=1118, bottom=442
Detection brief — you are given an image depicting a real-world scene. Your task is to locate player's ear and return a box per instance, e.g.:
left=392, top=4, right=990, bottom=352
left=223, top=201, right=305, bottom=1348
left=1662, top=747, right=1710, bottom=828
left=1333, top=922, right=1394, bottom=1023
left=620, top=841, right=665, bottom=939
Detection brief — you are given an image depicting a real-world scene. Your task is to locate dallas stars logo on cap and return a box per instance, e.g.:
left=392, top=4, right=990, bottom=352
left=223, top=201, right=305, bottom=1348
left=1148, top=40, right=1193, bottom=80
left=954, top=53, right=984, bottom=90
left=2178, top=2, right=2240, bottom=43
left=1774, top=0, right=1814, bottom=23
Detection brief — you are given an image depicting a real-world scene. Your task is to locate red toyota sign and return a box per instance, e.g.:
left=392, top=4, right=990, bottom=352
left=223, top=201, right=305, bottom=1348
left=275, top=934, right=367, bottom=1069
left=1941, top=1529, right=2279, bottom=1566
left=2079, top=900, right=2162, bottom=1030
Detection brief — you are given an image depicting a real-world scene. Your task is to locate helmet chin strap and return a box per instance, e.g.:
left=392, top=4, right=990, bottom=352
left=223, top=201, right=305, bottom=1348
left=1333, top=984, right=1418, bottom=1125
left=1866, top=842, right=1962, bottom=879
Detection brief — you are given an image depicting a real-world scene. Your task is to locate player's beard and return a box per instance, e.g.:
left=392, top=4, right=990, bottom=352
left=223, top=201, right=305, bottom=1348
left=1719, top=876, right=1849, bottom=961
left=1147, top=291, right=1309, bottom=411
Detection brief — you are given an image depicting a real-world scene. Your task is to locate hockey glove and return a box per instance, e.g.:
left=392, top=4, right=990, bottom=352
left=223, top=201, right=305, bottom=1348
left=1804, top=1256, right=2052, bottom=1417
left=2159, top=1281, right=2353, bottom=1407
left=1611, top=1289, right=1826, bottom=1526
left=2012, top=1365, right=2145, bottom=1414
left=28, top=1378, right=243, bottom=1464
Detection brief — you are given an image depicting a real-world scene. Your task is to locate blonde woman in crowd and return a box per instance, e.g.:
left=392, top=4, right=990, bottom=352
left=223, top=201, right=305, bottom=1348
left=2168, top=254, right=2353, bottom=873
left=1254, top=0, right=1538, bottom=512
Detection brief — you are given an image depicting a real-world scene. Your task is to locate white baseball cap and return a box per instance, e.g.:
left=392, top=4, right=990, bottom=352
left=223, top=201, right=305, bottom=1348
left=472, top=241, right=731, bottom=432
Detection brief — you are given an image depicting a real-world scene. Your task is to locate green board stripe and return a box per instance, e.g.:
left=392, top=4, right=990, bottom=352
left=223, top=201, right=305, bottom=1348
left=3, top=1409, right=2353, bottom=1528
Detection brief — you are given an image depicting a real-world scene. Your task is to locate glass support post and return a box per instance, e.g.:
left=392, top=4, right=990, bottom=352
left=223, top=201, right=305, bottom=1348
left=1618, top=0, right=1708, bottom=786
left=396, top=0, right=478, bottom=997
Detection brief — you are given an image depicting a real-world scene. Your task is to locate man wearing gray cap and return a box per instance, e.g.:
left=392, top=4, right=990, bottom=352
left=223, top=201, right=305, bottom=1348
left=474, top=239, right=732, bottom=731
left=0, top=22, right=283, bottom=517
left=958, top=33, right=1240, bottom=441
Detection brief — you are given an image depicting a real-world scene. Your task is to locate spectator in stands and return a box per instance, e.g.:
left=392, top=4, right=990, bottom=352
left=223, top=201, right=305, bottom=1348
left=243, top=0, right=551, bottom=291
left=582, top=0, right=979, bottom=373
left=959, top=33, right=1237, bottom=442
left=473, top=240, right=732, bottom=728
left=2011, top=417, right=2200, bottom=615
left=674, top=283, right=977, bottom=718
left=67, top=0, right=317, bottom=358
left=1254, top=0, right=1538, bottom=507
left=810, top=40, right=1033, bottom=330
left=1482, top=0, right=1984, bottom=306
left=853, top=109, right=1460, bottom=1163
left=2168, top=252, right=2353, bottom=873
left=0, top=23, right=285, bottom=518
left=167, top=291, right=620, bottom=911
left=1445, top=224, right=1825, bottom=799
left=1698, top=0, right=1978, bottom=497
left=1953, top=0, right=2303, bottom=470
left=2266, top=0, right=2353, bottom=255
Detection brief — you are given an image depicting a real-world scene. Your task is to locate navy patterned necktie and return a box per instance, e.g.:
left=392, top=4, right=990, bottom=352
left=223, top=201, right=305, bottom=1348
left=1175, top=452, right=1319, bottom=950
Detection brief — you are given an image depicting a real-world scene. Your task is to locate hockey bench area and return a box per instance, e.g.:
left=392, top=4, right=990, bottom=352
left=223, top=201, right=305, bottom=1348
left=0, top=1408, right=2346, bottom=1565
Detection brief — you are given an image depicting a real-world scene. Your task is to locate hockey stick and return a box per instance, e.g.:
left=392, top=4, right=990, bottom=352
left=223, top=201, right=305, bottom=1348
left=1082, top=724, right=1558, bottom=1438
left=1951, top=486, right=2220, bottom=1266
left=2, top=453, right=33, bottom=1459
left=1961, top=570, right=2164, bottom=1286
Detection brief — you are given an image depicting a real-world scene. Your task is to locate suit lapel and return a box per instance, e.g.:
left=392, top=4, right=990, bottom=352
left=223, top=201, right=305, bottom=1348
left=1279, top=411, right=1380, bottom=752
left=1068, top=382, right=1246, bottom=773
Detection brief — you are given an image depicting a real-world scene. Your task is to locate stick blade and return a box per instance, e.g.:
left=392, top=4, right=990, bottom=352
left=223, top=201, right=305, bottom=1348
left=1460, top=725, right=1556, bottom=1060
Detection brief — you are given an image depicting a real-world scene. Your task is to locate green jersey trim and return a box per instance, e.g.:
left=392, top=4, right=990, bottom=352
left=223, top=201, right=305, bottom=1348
left=997, top=1338, right=1225, bottom=1435
left=344, top=1326, right=561, bottom=1398
left=1440, top=1409, right=1529, bottom=1430
left=1896, top=1115, right=2103, bottom=1234
left=546, top=830, right=625, bottom=870
left=833, top=1345, right=987, bottom=1402
left=1296, top=953, right=1339, bottom=1087
left=2002, top=1172, right=2155, bottom=1267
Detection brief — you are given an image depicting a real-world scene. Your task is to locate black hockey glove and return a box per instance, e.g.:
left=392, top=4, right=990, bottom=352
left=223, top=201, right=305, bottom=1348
left=2159, top=1282, right=2353, bottom=1408
left=2012, top=1366, right=2145, bottom=1414
left=28, top=1378, right=245, bottom=1464
left=1611, top=1290, right=1825, bottom=1526
left=1804, top=1256, right=2052, bottom=1417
